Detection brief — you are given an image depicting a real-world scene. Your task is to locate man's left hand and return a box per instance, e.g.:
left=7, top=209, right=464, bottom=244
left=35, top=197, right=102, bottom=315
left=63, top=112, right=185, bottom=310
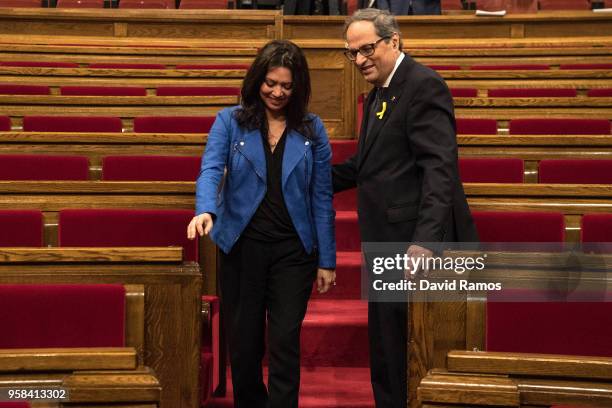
left=404, top=245, right=433, bottom=279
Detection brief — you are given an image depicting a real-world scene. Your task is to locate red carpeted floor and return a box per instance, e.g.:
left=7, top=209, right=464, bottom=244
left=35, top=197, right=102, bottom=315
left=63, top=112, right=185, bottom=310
left=205, top=140, right=373, bottom=407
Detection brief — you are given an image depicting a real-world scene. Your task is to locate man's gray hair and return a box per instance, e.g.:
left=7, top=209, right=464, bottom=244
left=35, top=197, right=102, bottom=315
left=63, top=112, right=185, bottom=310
left=343, top=8, right=403, bottom=51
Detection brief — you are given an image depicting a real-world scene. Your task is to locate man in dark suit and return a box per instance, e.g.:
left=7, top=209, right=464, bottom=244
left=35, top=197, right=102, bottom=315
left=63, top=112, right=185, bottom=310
left=333, top=8, right=478, bottom=408
left=360, top=0, right=441, bottom=14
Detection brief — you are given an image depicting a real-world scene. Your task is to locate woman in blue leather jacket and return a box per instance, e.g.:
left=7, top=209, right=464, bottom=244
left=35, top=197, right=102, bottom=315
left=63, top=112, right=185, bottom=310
left=187, top=40, right=336, bottom=408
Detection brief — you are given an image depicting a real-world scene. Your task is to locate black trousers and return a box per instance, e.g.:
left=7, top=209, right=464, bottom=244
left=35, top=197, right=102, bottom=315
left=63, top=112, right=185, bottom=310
left=369, top=301, right=408, bottom=408
left=219, top=236, right=317, bottom=408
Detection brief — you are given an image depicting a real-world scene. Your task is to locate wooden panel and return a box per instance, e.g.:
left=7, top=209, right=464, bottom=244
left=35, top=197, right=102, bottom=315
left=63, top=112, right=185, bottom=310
left=64, top=368, right=161, bottom=403
left=0, top=247, right=182, bottom=263
left=465, top=293, right=486, bottom=351
left=0, top=348, right=137, bottom=371
left=0, top=367, right=160, bottom=406
left=0, top=9, right=279, bottom=41
left=124, top=284, right=145, bottom=361
left=417, top=372, right=520, bottom=406
left=447, top=350, right=612, bottom=380
left=419, top=370, right=612, bottom=407
left=519, top=377, right=612, bottom=406
left=526, top=21, right=612, bottom=38
left=285, top=13, right=612, bottom=41
left=0, top=20, right=115, bottom=37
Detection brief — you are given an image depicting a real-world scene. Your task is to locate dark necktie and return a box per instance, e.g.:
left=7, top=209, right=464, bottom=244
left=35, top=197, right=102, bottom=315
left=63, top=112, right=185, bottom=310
left=366, top=87, right=384, bottom=141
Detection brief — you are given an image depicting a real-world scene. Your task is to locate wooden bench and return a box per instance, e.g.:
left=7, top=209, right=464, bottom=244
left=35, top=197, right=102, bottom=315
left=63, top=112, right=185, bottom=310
left=0, top=180, right=608, bottom=242
left=0, top=247, right=201, bottom=408
left=0, top=95, right=237, bottom=130
left=407, top=250, right=612, bottom=407
left=1, top=132, right=611, bottom=183
left=284, top=12, right=612, bottom=41
left=0, top=283, right=162, bottom=408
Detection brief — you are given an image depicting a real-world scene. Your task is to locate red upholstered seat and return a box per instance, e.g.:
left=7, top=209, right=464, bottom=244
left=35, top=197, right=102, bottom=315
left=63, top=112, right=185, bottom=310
left=0, top=61, right=78, bottom=68
left=0, top=403, right=31, bottom=408
left=488, top=88, right=577, bottom=97
left=0, top=0, right=40, bottom=6
left=560, top=63, right=612, bottom=70
left=60, top=86, right=147, bottom=96
left=0, top=210, right=43, bottom=246
left=179, top=0, right=227, bottom=8
left=0, top=84, right=50, bottom=95
left=0, top=154, right=89, bottom=180
left=23, top=116, right=122, bottom=132
left=426, top=65, right=461, bottom=71
left=0, top=284, right=125, bottom=348
left=486, top=289, right=612, bottom=357
left=133, top=116, right=214, bottom=133
left=175, top=64, right=250, bottom=70
left=156, top=86, right=240, bottom=96
left=581, top=213, right=612, bottom=253
left=88, top=63, right=166, bottom=69
left=0, top=116, right=10, bottom=131
left=102, top=155, right=201, bottom=181
left=472, top=211, right=565, bottom=243
left=538, top=0, right=591, bottom=9
left=539, top=159, right=612, bottom=184
left=441, top=0, right=463, bottom=10
left=345, top=0, right=358, bottom=13
left=59, top=209, right=198, bottom=262
left=456, top=118, right=497, bottom=135
left=459, top=158, right=524, bottom=183
left=56, top=0, right=104, bottom=7
left=470, top=64, right=550, bottom=70
left=587, top=88, right=612, bottom=97
left=450, top=88, right=478, bottom=97
left=119, top=0, right=173, bottom=7
left=509, top=118, right=610, bottom=135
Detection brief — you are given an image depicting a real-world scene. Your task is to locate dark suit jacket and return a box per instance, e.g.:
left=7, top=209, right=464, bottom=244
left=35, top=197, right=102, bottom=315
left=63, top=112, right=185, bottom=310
left=333, top=55, right=478, bottom=245
left=363, top=0, right=441, bottom=15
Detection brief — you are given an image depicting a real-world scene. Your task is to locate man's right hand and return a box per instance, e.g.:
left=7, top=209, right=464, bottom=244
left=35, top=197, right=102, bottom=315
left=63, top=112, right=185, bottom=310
left=187, top=213, right=213, bottom=240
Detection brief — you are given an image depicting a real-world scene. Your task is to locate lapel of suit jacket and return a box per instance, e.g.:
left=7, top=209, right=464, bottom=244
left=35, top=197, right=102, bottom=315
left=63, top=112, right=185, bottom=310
left=282, top=128, right=310, bottom=188
left=236, top=127, right=267, bottom=182
left=358, top=55, right=412, bottom=170
left=357, top=88, right=376, bottom=163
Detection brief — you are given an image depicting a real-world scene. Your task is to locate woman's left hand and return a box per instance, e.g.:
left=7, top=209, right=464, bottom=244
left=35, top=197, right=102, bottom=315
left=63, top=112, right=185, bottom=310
left=317, top=268, right=336, bottom=294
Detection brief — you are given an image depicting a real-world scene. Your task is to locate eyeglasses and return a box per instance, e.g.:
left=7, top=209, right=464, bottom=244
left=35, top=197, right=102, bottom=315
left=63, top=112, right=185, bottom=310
left=343, top=37, right=390, bottom=61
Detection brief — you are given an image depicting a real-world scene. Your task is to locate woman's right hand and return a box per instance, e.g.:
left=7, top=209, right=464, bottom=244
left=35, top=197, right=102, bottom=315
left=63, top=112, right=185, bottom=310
left=187, top=213, right=214, bottom=240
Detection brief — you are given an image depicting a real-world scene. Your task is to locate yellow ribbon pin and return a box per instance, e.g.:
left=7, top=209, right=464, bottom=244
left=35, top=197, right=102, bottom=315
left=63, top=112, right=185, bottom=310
left=376, top=101, right=387, bottom=120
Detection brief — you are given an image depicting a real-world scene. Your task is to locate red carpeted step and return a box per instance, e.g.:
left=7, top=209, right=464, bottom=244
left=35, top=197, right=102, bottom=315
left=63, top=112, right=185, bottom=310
left=311, top=251, right=362, bottom=300
left=206, top=366, right=374, bottom=408
left=301, top=299, right=369, bottom=368
left=336, top=211, right=360, bottom=252
left=334, top=188, right=357, bottom=211
left=299, top=366, right=374, bottom=407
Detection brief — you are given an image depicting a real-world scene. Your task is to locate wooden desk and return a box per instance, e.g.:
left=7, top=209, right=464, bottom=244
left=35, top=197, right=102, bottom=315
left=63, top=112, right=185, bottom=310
left=0, top=247, right=201, bottom=408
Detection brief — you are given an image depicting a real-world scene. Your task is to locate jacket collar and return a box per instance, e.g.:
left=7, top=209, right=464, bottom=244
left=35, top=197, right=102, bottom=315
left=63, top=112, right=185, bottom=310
left=236, top=127, right=310, bottom=187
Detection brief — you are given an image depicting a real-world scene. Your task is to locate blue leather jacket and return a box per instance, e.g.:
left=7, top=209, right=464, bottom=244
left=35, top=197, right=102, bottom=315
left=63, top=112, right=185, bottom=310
left=195, top=106, right=336, bottom=269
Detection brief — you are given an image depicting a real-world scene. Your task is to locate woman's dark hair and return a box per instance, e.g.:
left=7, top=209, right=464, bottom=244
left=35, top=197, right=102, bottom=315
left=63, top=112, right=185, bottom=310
left=235, top=40, right=312, bottom=136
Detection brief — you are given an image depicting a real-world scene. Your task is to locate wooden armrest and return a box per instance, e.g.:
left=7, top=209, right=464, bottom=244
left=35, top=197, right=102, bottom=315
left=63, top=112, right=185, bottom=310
left=418, top=371, right=520, bottom=406
left=0, top=347, right=137, bottom=371
left=448, top=350, right=612, bottom=380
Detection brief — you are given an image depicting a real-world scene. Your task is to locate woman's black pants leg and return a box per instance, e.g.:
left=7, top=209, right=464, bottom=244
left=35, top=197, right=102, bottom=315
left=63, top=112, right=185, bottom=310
left=219, top=237, right=317, bottom=408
